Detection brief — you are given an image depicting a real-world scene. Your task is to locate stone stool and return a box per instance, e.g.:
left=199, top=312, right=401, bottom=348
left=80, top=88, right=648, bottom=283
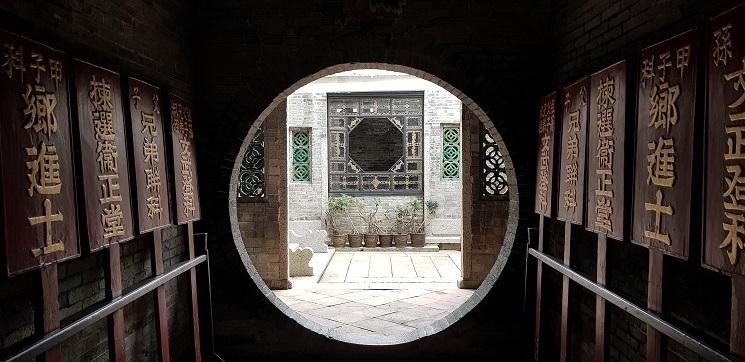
left=289, top=243, right=314, bottom=277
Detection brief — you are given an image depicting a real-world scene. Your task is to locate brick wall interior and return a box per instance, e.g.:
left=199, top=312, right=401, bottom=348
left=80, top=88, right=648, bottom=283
left=461, top=107, right=509, bottom=286
left=238, top=101, right=290, bottom=290
left=0, top=0, right=195, bottom=360
left=538, top=1, right=744, bottom=361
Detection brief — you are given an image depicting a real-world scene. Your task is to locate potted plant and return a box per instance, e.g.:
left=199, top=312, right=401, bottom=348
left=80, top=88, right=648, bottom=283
left=345, top=197, right=364, bottom=248
left=326, top=194, right=354, bottom=248
left=393, top=204, right=411, bottom=248
left=411, top=200, right=439, bottom=247
left=379, top=210, right=395, bottom=248
left=359, top=198, right=381, bottom=248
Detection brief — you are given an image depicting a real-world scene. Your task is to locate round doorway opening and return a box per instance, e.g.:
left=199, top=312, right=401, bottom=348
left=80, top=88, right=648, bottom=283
left=229, top=65, right=518, bottom=345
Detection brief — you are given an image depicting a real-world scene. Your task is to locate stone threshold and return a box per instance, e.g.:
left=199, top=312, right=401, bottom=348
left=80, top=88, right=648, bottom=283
left=331, top=245, right=440, bottom=252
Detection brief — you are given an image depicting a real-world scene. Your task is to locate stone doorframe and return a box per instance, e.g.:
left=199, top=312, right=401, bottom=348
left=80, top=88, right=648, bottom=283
left=228, top=62, right=519, bottom=345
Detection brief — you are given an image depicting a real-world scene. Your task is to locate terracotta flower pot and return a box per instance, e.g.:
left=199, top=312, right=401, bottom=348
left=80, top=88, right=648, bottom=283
left=330, top=234, right=347, bottom=248
left=410, top=233, right=426, bottom=247
left=364, top=234, right=379, bottom=248
left=379, top=234, right=393, bottom=248
left=394, top=234, right=410, bottom=248
left=348, top=234, right=364, bottom=248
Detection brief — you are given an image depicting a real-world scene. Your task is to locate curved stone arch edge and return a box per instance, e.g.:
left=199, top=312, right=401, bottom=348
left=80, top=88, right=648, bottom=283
left=227, top=62, right=521, bottom=346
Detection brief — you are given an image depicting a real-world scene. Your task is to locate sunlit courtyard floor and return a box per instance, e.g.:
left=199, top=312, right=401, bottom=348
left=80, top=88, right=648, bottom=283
left=275, top=250, right=474, bottom=339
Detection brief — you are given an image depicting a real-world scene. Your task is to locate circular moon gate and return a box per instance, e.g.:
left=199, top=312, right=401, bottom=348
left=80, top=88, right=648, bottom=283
left=228, top=63, right=520, bottom=345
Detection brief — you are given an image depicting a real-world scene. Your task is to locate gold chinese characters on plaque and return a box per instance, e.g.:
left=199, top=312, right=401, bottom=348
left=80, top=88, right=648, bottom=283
left=557, top=78, right=589, bottom=224
left=73, top=60, right=134, bottom=251
left=632, top=30, right=697, bottom=260
left=129, top=78, right=171, bottom=233
left=170, top=95, right=201, bottom=224
left=586, top=61, right=626, bottom=240
left=0, top=31, right=80, bottom=275
left=535, top=93, right=557, bottom=217
left=705, top=4, right=745, bottom=276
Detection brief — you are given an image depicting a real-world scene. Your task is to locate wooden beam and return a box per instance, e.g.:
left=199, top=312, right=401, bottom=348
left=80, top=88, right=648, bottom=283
left=187, top=222, right=202, bottom=361
left=152, top=229, right=171, bottom=362
left=646, top=248, right=664, bottom=361
left=40, top=264, right=61, bottom=362
left=560, top=221, right=571, bottom=362
left=534, top=215, right=545, bottom=361
left=732, top=274, right=745, bottom=357
left=595, top=233, right=607, bottom=361
left=106, top=243, right=126, bottom=362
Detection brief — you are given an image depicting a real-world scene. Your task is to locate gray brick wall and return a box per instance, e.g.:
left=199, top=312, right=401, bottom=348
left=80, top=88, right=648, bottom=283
left=286, top=75, right=463, bottom=241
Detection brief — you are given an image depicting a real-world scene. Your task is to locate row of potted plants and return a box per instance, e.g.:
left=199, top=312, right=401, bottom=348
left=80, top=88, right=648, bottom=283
left=324, top=195, right=439, bottom=248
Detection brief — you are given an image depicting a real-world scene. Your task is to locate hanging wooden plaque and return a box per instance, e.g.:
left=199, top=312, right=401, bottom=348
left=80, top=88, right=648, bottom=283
left=535, top=92, right=557, bottom=217
left=129, top=78, right=172, bottom=233
left=170, top=95, right=201, bottom=224
left=73, top=60, right=134, bottom=251
left=0, top=31, right=80, bottom=276
left=557, top=78, right=589, bottom=224
left=631, top=30, right=697, bottom=260
left=704, top=4, right=745, bottom=275
left=586, top=61, right=626, bottom=240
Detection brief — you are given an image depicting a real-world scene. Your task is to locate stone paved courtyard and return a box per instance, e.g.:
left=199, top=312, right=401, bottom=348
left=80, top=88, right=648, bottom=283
left=275, top=250, right=474, bottom=339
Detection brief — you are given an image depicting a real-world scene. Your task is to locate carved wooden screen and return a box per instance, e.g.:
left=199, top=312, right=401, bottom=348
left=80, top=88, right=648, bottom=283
left=327, top=92, right=424, bottom=195
left=238, top=126, right=265, bottom=200
left=481, top=123, right=509, bottom=200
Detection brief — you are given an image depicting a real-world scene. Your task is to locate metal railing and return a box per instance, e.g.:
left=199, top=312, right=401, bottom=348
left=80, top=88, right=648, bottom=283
left=528, top=248, right=732, bottom=361
left=3, top=255, right=207, bottom=362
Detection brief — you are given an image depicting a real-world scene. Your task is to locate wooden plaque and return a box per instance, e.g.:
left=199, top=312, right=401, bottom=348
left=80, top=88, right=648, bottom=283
left=128, top=78, right=172, bottom=233
left=535, top=92, right=557, bottom=217
left=0, top=31, right=80, bottom=275
left=73, top=60, right=134, bottom=251
left=704, top=4, right=745, bottom=275
left=586, top=61, right=626, bottom=240
left=170, top=95, right=201, bottom=224
left=631, top=30, right=697, bottom=260
left=557, top=78, right=589, bottom=224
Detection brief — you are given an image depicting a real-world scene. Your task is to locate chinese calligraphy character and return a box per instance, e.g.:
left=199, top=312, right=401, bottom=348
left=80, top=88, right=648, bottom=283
left=143, top=138, right=159, bottom=165
left=102, top=203, right=125, bottom=239
left=725, top=58, right=745, bottom=122
left=93, top=111, right=115, bottom=141
left=29, top=198, right=64, bottom=257
left=89, top=75, right=113, bottom=110
left=649, top=82, right=680, bottom=131
left=26, top=142, right=62, bottom=197
left=2, top=43, right=25, bottom=79
left=566, top=134, right=579, bottom=159
left=29, top=53, right=46, bottom=84
left=146, top=195, right=162, bottom=219
left=564, top=189, right=577, bottom=210
left=644, top=190, right=673, bottom=245
left=48, top=59, right=62, bottom=89
left=724, top=165, right=745, bottom=212
left=676, top=45, right=690, bottom=78
left=657, top=51, right=672, bottom=82
left=726, top=126, right=745, bottom=160
left=713, top=24, right=733, bottom=67
left=98, top=174, right=122, bottom=204
left=142, top=112, right=157, bottom=136
left=145, top=167, right=161, bottom=193
left=722, top=211, right=745, bottom=265
left=22, top=84, right=58, bottom=137
left=641, top=56, right=655, bottom=89
left=96, top=141, right=118, bottom=173
left=132, top=87, right=141, bottom=109
left=647, top=137, right=676, bottom=187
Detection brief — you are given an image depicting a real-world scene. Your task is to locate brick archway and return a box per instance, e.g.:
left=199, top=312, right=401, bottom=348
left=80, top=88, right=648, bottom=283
left=227, top=63, right=519, bottom=345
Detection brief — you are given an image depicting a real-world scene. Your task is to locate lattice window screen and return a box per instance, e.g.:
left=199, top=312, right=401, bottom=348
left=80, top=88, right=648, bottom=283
left=481, top=125, right=509, bottom=199
left=442, top=126, right=460, bottom=180
left=238, top=127, right=265, bottom=199
left=292, top=129, right=311, bottom=182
